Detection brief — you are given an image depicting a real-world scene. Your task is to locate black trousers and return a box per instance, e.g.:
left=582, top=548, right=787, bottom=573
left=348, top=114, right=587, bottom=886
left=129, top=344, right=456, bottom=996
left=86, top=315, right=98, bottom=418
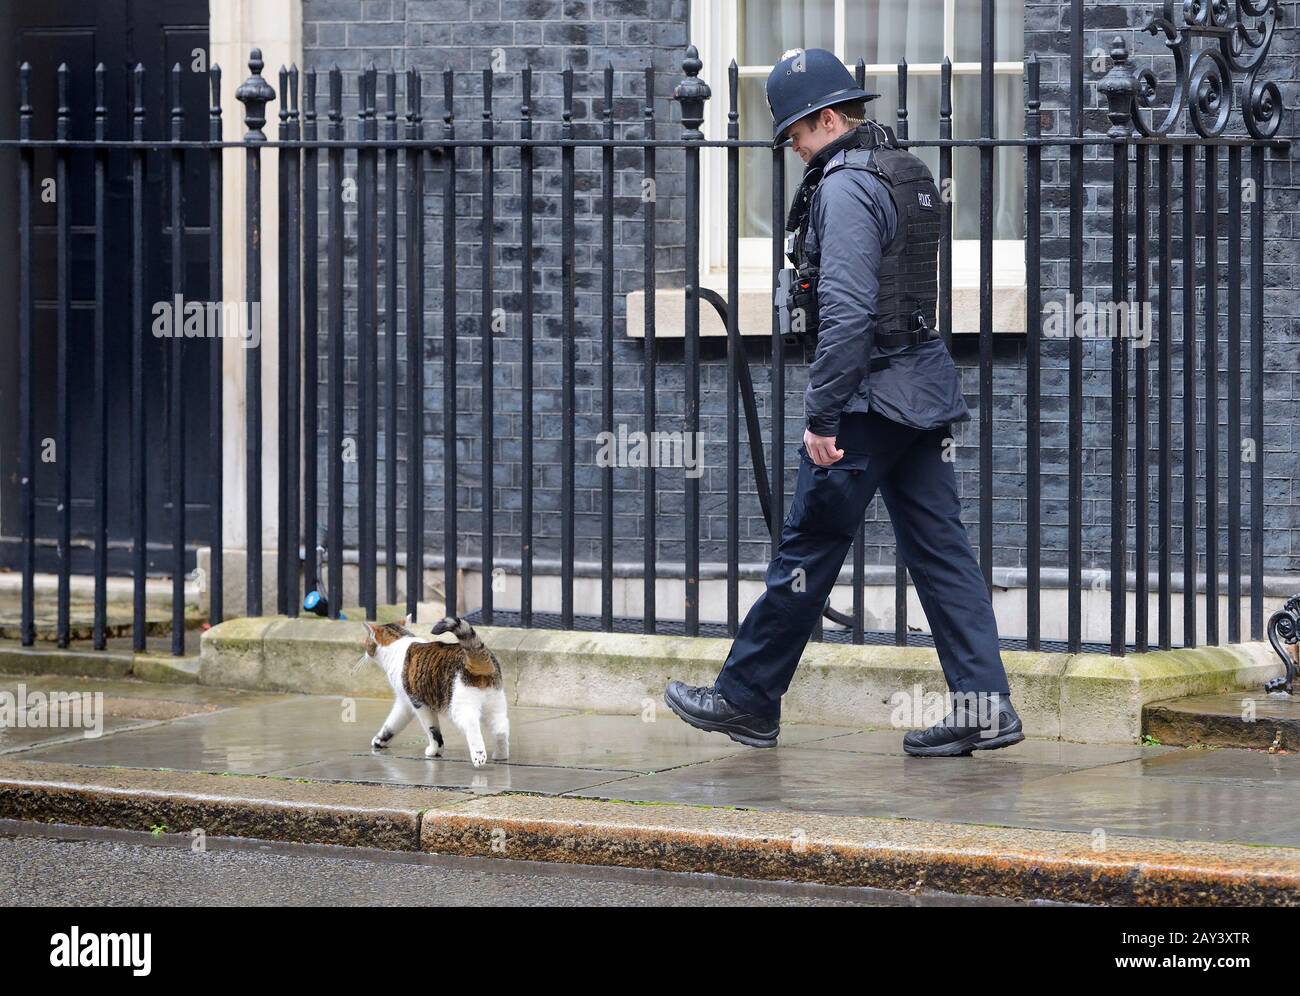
left=715, top=410, right=1011, bottom=721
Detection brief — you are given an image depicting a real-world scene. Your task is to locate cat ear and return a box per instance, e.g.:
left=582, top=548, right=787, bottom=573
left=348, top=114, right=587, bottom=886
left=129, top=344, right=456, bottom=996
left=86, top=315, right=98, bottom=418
left=363, top=621, right=376, bottom=637
left=403, top=613, right=414, bottom=628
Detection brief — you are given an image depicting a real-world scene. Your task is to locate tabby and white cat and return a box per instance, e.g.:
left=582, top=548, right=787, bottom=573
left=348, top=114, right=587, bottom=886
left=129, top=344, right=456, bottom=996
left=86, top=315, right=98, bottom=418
left=361, top=615, right=508, bottom=768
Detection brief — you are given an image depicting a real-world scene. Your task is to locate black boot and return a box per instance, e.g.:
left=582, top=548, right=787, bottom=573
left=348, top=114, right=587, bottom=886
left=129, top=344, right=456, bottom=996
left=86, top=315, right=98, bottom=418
left=663, top=680, right=779, bottom=748
left=902, top=693, right=1024, bottom=757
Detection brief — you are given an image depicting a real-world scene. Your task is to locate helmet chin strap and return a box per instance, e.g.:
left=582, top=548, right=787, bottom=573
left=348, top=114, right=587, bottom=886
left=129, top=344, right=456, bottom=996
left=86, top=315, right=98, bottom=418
left=843, top=117, right=888, bottom=140
left=824, top=111, right=884, bottom=144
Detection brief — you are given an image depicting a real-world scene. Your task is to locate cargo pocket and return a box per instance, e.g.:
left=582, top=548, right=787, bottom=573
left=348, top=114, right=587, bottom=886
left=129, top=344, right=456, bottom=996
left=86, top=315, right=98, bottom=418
left=788, top=445, right=871, bottom=536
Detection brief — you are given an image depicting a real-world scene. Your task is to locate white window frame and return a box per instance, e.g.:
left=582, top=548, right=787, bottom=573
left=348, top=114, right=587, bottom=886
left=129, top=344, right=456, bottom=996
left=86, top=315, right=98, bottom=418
left=693, top=0, right=1026, bottom=293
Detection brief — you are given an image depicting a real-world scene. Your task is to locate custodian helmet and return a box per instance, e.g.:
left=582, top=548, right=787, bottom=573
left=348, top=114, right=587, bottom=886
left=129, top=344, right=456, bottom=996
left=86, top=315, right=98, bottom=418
left=765, top=47, right=880, bottom=148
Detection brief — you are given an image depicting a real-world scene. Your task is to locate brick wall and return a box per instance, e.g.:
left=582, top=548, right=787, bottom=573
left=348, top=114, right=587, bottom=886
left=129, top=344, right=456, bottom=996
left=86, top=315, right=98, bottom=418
left=299, top=0, right=1300, bottom=597
left=1022, top=0, right=1300, bottom=583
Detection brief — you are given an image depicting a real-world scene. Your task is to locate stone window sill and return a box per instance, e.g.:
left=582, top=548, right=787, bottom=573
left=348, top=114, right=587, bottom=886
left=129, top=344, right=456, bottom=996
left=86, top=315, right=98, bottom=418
left=625, top=274, right=1027, bottom=338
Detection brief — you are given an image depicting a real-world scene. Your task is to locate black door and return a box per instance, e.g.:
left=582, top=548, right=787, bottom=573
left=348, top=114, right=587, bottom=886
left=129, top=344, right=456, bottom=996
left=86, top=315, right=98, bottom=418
left=0, top=0, right=211, bottom=574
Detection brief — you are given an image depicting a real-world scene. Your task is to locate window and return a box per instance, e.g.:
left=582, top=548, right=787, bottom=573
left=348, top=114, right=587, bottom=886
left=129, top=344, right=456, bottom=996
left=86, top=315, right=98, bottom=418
left=697, top=0, right=1026, bottom=299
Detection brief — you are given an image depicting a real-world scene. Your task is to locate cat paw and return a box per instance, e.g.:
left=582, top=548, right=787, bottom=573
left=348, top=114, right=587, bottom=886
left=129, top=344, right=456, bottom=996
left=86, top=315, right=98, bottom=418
left=470, top=747, right=488, bottom=767
left=424, top=744, right=442, bottom=758
left=492, top=741, right=509, bottom=761
left=371, top=736, right=390, bottom=749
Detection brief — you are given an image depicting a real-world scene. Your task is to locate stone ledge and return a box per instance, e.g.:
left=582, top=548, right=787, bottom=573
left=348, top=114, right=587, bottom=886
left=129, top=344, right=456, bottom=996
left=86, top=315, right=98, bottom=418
left=0, top=645, right=136, bottom=680
left=0, top=645, right=209, bottom=685
left=1144, top=690, right=1300, bottom=750
left=624, top=283, right=1027, bottom=338
left=195, top=617, right=1285, bottom=744
left=1059, top=645, right=1278, bottom=742
left=131, top=653, right=203, bottom=685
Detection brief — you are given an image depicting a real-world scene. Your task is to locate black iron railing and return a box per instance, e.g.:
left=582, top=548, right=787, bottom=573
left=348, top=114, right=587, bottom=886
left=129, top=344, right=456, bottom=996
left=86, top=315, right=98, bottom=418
left=6, top=0, right=1290, bottom=658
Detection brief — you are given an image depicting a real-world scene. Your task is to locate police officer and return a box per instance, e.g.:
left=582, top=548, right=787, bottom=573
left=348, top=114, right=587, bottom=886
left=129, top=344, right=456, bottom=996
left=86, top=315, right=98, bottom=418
left=664, top=48, right=1023, bottom=758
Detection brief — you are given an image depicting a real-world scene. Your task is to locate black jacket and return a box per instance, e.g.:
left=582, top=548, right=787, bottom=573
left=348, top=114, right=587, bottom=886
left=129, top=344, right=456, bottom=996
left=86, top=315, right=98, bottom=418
left=801, top=137, right=969, bottom=438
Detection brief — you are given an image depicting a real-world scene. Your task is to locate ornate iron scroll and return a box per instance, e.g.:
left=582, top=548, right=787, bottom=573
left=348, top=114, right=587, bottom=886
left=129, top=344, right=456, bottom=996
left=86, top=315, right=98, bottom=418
left=1266, top=595, right=1300, bottom=693
left=1104, top=1, right=1284, bottom=139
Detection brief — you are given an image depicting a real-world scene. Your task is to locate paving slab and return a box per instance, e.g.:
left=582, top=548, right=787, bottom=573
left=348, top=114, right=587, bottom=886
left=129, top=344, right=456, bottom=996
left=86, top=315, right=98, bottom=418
left=16, top=697, right=338, bottom=775
left=267, top=753, right=640, bottom=796
left=0, top=674, right=271, bottom=756
left=0, top=717, right=162, bottom=755
left=12, top=693, right=581, bottom=776
left=902, top=768, right=1300, bottom=848
left=481, top=711, right=860, bottom=773
left=789, top=727, right=1183, bottom=766
left=1081, top=746, right=1300, bottom=784
left=257, top=709, right=857, bottom=795
left=564, top=745, right=1077, bottom=820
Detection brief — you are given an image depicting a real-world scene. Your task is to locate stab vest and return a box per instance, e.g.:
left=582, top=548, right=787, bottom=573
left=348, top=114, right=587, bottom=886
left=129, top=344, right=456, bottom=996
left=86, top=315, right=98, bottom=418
left=786, top=122, right=941, bottom=346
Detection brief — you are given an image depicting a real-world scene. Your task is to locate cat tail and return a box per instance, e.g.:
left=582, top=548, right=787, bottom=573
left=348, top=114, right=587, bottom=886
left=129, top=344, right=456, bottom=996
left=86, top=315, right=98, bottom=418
left=432, top=616, right=494, bottom=676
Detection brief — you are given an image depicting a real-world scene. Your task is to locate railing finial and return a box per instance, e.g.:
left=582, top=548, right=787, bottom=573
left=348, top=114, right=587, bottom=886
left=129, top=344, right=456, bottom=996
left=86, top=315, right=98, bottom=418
left=235, top=47, right=276, bottom=143
left=1098, top=35, right=1135, bottom=139
left=673, top=44, right=711, bottom=141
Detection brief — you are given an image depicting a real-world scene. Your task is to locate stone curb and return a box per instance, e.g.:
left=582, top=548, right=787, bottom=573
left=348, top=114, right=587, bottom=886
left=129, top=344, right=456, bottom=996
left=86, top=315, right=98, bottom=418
left=0, top=760, right=1296, bottom=906
left=0, top=760, right=463, bottom=851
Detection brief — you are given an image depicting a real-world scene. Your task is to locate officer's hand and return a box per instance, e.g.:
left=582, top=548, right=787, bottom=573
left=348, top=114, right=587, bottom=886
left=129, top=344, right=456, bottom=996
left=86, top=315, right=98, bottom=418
left=803, top=428, right=844, bottom=467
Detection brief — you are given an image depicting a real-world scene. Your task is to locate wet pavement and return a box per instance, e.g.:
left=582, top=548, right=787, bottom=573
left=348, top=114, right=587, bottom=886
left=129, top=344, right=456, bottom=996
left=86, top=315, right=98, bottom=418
left=2, top=673, right=1298, bottom=850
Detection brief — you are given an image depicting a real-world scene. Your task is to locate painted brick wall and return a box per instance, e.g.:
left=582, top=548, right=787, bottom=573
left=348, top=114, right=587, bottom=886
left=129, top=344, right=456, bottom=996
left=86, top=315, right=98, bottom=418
left=1021, top=0, right=1300, bottom=586
left=299, top=0, right=1300, bottom=600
